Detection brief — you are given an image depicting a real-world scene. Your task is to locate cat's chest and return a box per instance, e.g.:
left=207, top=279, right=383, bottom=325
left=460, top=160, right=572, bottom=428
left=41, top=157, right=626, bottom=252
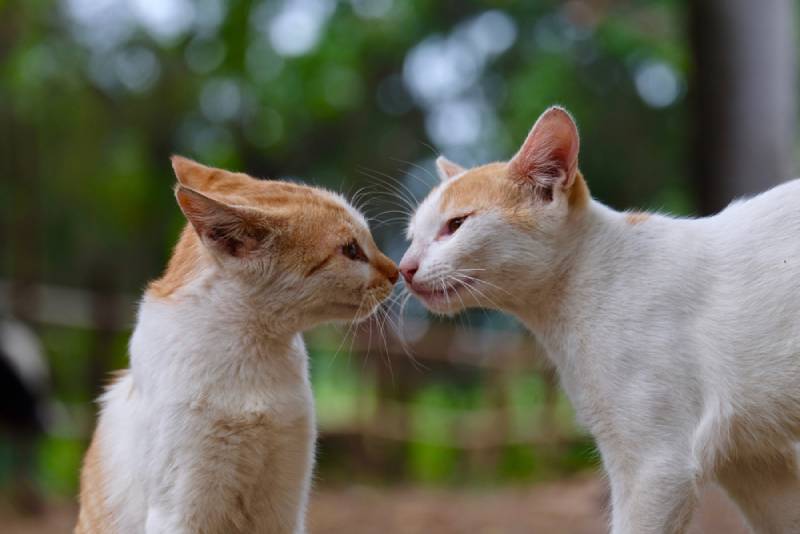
left=542, top=333, right=627, bottom=434
left=182, top=375, right=315, bottom=440
left=199, top=372, right=313, bottom=419
left=201, top=409, right=313, bottom=457
left=150, top=407, right=315, bottom=532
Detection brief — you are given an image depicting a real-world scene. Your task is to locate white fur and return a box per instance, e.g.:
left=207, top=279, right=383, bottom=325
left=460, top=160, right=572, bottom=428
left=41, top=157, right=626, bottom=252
left=96, top=276, right=316, bottom=534
left=90, top=188, right=390, bottom=533
left=403, top=175, right=800, bottom=533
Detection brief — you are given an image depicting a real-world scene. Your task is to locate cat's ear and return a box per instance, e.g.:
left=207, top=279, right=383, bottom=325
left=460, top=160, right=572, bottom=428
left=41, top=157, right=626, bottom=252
left=436, top=156, right=465, bottom=181
left=175, top=186, right=271, bottom=258
left=508, top=106, right=579, bottom=201
left=171, top=155, right=241, bottom=191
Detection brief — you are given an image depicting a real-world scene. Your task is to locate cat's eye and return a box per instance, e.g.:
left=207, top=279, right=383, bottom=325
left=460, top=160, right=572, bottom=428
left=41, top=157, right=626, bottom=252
left=342, top=240, right=368, bottom=262
left=446, top=215, right=467, bottom=235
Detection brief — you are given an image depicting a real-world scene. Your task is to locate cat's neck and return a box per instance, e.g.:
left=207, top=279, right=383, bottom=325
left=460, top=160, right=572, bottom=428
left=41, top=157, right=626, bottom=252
left=508, top=198, right=651, bottom=361
left=148, top=270, right=304, bottom=341
left=129, top=274, right=308, bottom=407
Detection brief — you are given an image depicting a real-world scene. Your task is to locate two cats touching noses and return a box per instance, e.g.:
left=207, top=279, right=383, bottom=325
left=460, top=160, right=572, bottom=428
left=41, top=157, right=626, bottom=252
left=76, top=106, right=800, bottom=534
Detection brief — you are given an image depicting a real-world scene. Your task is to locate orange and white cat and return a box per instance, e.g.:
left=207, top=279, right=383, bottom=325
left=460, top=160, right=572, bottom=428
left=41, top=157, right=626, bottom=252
left=401, top=107, right=800, bottom=533
left=77, top=157, right=398, bottom=534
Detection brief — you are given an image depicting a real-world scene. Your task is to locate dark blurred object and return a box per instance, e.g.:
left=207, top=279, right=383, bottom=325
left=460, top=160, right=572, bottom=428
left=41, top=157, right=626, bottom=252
left=0, top=325, right=46, bottom=434
left=690, top=0, right=797, bottom=215
left=0, top=317, right=50, bottom=514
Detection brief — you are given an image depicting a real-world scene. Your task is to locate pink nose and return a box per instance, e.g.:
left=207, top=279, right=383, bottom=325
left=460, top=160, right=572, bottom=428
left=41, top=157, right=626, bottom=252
left=399, top=259, right=419, bottom=284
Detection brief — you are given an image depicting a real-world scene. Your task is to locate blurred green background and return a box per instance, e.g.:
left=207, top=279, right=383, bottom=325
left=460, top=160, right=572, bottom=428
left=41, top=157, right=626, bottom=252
left=1, top=0, right=796, bottom=531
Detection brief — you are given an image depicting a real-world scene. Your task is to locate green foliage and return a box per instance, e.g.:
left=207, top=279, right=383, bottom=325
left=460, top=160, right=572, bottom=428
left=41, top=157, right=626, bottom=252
left=39, top=327, right=95, bottom=404
left=498, top=445, right=539, bottom=481
left=38, top=436, right=84, bottom=496
left=3, top=0, right=692, bottom=290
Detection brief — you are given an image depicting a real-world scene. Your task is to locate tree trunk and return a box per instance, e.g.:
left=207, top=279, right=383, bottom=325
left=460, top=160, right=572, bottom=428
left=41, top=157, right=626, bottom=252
left=690, top=0, right=797, bottom=215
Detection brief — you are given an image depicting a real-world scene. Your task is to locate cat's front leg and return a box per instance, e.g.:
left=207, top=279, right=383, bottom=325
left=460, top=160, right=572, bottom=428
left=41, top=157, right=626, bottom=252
left=605, top=452, right=698, bottom=534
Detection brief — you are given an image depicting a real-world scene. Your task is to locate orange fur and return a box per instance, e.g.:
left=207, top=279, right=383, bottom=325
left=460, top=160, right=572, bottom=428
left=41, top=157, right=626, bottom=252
left=625, top=211, right=651, bottom=225
left=568, top=171, right=590, bottom=211
left=439, top=163, right=590, bottom=228
left=76, top=372, right=133, bottom=533
left=148, top=157, right=396, bottom=299
left=148, top=226, right=204, bottom=299
left=76, top=433, right=112, bottom=533
left=439, top=162, right=518, bottom=213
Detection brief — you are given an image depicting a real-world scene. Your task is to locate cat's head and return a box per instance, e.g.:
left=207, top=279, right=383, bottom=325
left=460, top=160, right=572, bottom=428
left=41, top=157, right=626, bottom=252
left=149, top=157, right=398, bottom=330
left=400, top=106, right=588, bottom=315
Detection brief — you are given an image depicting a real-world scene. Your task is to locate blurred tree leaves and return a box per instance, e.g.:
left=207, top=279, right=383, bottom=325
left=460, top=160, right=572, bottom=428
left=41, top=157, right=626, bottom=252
left=3, top=0, right=691, bottom=293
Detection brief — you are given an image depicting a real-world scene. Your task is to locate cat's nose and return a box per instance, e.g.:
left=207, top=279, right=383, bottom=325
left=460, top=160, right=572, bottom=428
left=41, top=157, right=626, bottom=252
left=399, top=260, right=418, bottom=284
left=401, top=267, right=417, bottom=284
left=375, top=254, right=399, bottom=284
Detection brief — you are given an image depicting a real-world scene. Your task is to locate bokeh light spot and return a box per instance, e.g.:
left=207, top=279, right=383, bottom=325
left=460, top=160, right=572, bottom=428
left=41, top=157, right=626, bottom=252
left=634, top=60, right=682, bottom=108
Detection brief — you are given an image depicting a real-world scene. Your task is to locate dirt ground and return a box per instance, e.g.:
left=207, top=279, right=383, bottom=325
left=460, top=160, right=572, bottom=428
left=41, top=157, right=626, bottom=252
left=3, top=475, right=751, bottom=533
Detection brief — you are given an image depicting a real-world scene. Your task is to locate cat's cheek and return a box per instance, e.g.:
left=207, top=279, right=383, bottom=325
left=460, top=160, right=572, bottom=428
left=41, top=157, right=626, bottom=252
left=372, top=285, right=393, bottom=306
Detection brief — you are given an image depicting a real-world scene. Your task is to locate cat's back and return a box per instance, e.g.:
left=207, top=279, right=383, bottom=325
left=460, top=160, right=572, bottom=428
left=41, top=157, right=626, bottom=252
left=707, top=178, right=800, bottom=284
left=600, top=178, right=800, bottom=376
left=713, top=177, right=800, bottom=243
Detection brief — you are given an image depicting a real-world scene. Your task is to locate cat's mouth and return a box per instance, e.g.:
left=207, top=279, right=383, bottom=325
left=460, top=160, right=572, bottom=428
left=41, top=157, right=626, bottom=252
left=407, top=280, right=466, bottom=306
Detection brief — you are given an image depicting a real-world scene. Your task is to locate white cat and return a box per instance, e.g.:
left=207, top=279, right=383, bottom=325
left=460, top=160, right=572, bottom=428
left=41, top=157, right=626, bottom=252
left=400, top=107, right=800, bottom=533
left=77, top=157, right=398, bottom=534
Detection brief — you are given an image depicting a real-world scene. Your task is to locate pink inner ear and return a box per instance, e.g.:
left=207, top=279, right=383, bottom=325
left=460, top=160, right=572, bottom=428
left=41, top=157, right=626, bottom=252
left=175, top=186, right=268, bottom=258
left=509, top=107, right=579, bottom=194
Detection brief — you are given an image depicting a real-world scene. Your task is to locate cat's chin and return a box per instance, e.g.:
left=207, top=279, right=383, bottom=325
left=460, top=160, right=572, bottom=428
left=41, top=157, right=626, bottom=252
left=329, top=301, right=380, bottom=322
left=408, top=283, right=469, bottom=315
